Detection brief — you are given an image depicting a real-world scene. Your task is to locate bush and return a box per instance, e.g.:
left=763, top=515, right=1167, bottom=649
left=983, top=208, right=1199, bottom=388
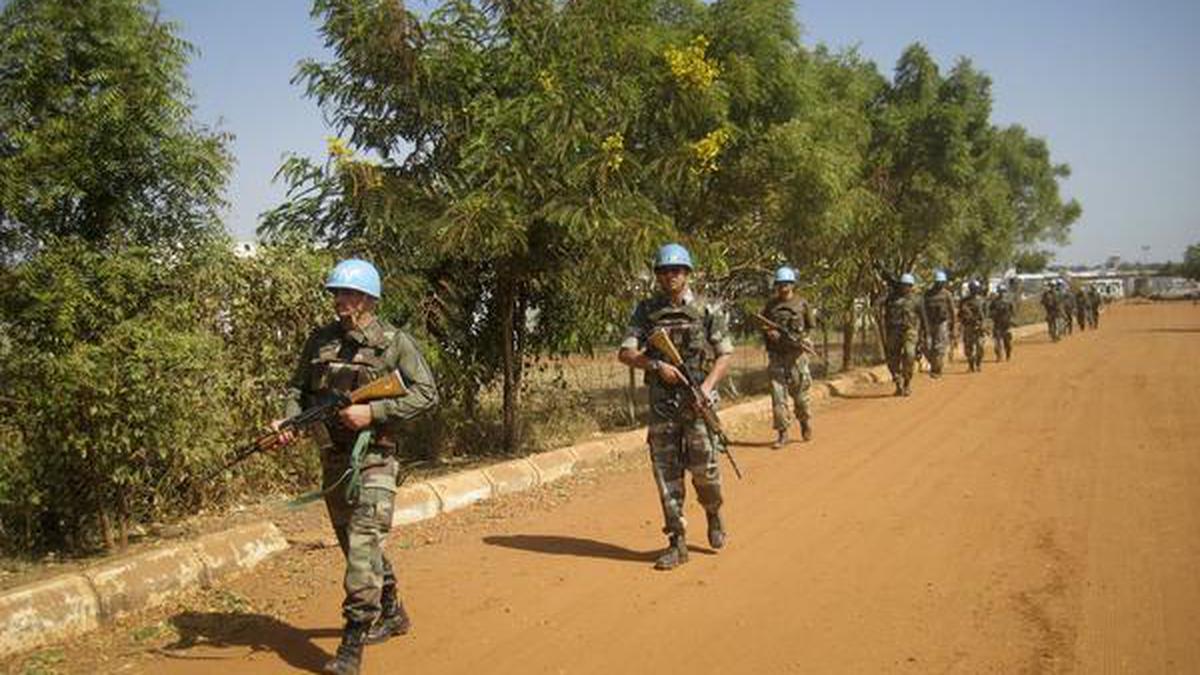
left=0, top=237, right=331, bottom=555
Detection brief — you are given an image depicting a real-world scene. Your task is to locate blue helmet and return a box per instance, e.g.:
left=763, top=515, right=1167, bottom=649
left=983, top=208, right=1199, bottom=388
left=654, top=243, right=693, bottom=270
left=774, top=266, right=797, bottom=284
left=325, top=258, right=381, bottom=299
left=899, top=272, right=916, bottom=286
left=933, top=269, right=948, bottom=283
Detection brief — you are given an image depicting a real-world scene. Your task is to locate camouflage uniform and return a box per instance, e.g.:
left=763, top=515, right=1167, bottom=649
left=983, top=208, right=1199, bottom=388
left=1041, top=287, right=1060, bottom=341
left=1059, top=287, right=1075, bottom=336
left=988, top=293, right=1015, bottom=361
left=287, top=317, right=438, bottom=627
left=763, top=295, right=815, bottom=433
left=959, top=293, right=986, bottom=371
left=883, top=289, right=924, bottom=395
left=1074, top=288, right=1089, bottom=331
left=922, top=286, right=956, bottom=377
left=1087, top=286, right=1102, bottom=328
left=621, top=291, right=733, bottom=547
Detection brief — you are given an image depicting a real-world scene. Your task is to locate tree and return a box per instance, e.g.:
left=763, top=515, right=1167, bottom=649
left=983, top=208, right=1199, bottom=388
left=0, top=0, right=232, bottom=262
left=1182, top=243, right=1200, bottom=280
left=1013, top=249, right=1053, bottom=273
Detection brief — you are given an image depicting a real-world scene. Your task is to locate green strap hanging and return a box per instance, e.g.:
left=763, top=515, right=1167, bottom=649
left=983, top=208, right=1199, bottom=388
left=287, top=429, right=372, bottom=509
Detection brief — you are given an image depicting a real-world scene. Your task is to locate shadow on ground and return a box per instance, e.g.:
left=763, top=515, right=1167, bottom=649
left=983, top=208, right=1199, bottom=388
left=157, top=611, right=339, bottom=673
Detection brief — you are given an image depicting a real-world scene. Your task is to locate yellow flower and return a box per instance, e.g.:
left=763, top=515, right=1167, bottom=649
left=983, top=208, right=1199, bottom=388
left=326, top=136, right=352, bottom=160
left=665, top=35, right=720, bottom=91
left=601, top=132, right=625, bottom=170
left=690, top=127, right=731, bottom=175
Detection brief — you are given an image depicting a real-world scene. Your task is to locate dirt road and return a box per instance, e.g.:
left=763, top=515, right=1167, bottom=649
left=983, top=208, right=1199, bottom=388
left=95, top=303, right=1200, bottom=673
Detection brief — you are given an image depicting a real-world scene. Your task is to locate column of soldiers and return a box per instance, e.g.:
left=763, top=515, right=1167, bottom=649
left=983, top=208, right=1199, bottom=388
left=1041, top=278, right=1103, bottom=343
left=264, top=249, right=1104, bottom=674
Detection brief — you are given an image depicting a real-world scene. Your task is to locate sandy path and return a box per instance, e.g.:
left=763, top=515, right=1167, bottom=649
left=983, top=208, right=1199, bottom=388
left=129, top=302, right=1200, bottom=674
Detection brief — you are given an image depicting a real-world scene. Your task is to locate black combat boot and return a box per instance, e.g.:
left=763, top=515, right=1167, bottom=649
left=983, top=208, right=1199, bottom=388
left=901, top=379, right=912, bottom=396
left=706, top=511, right=726, bottom=550
left=771, top=430, right=789, bottom=449
left=324, top=620, right=370, bottom=675
left=800, top=419, right=812, bottom=442
left=654, top=534, right=689, bottom=570
left=365, top=584, right=412, bottom=645
left=894, top=381, right=904, bottom=397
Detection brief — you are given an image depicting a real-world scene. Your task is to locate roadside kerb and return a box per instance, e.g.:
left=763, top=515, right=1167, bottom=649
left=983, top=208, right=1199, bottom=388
left=0, top=575, right=99, bottom=658
left=482, top=459, right=541, bottom=496
left=426, top=469, right=494, bottom=513
left=392, top=482, right=442, bottom=526
left=191, top=522, right=289, bottom=586
left=527, top=448, right=579, bottom=484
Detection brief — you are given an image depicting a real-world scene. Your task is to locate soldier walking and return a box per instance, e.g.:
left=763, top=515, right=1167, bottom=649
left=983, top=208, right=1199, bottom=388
left=1059, top=280, right=1075, bottom=336
left=959, top=280, right=987, bottom=372
left=877, top=266, right=925, bottom=396
left=762, top=266, right=815, bottom=448
left=1087, top=285, right=1102, bottom=328
left=988, top=285, right=1015, bottom=361
left=273, top=259, right=440, bottom=675
left=922, top=270, right=956, bottom=379
left=1074, top=285, right=1089, bottom=332
left=1041, top=280, right=1061, bottom=342
left=618, top=243, right=733, bottom=570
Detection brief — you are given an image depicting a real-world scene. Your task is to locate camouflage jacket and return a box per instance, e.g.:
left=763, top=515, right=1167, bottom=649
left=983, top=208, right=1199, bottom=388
left=287, top=316, right=439, bottom=452
left=763, top=295, right=815, bottom=358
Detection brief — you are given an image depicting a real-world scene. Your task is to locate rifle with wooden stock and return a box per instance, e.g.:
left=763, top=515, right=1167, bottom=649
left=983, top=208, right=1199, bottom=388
left=647, top=329, right=743, bottom=479
left=214, top=369, right=409, bottom=477
left=749, top=312, right=818, bottom=357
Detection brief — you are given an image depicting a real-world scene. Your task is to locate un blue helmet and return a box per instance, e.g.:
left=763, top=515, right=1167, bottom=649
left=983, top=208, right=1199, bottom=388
left=654, top=243, right=693, bottom=270
left=774, top=266, right=798, bottom=284
left=934, top=269, right=948, bottom=283
left=899, top=272, right=916, bottom=286
left=325, top=258, right=381, bottom=299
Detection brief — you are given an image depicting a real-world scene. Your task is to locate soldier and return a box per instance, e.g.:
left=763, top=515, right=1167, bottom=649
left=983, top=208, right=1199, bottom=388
left=988, top=284, right=1015, bottom=361
left=1074, top=285, right=1089, bottom=332
left=958, top=280, right=987, bottom=372
left=762, top=266, right=815, bottom=448
left=1059, top=280, right=1075, bottom=336
left=878, top=267, right=925, bottom=397
left=1088, top=285, right=1103, bottom=328
left=1041, top=280, right=1060, bottom=342
left=274, top=259, right=439, bottom=675
left=618, top=243, right=733, bottom=571
left=922, top=270, right=956, bottom=379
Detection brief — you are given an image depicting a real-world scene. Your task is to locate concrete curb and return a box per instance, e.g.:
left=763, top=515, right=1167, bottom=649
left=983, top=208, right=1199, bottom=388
left=0, top=521, right=288, bottom=658
left=1, top=318, right=1059, bottom=658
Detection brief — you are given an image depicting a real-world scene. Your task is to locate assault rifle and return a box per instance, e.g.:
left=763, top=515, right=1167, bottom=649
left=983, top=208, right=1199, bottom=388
left=214, top=370, right=409, bottom=476
left=647, top=329, right=743, bottom=479
left=749, top=312, right=818, bottom=357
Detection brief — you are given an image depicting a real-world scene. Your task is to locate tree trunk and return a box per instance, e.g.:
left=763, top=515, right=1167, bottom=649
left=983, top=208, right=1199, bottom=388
left=501, top=275, right=520, bottom=454
left=840, top=300, right=856, bottom=372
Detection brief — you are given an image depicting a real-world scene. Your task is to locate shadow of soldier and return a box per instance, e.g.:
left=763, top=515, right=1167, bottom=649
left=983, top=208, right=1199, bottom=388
left=157, top=611, right=340, bottom=673
left=483, top=534, right=717, bottom=562
left=483, top=534, right=658, bottom=562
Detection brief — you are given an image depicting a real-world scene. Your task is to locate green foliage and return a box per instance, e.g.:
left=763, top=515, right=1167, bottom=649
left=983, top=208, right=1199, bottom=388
left=1178, top=243, right=1200, bottom=280
left=0, top=238, right=331, bottom=554
left=0, top=0, right=232, bottom=261
left=1014, top=249, right=1053, bottom=274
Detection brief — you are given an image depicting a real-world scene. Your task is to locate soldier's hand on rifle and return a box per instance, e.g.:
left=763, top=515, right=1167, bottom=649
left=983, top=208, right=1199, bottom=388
left=766, top=328, right=781, bottom=342
left=337, top=403, right=374, bottom=430
left=269, top=419, right=298, bottom=448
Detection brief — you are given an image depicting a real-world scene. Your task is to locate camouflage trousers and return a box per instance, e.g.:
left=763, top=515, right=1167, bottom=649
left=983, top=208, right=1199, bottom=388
left=322, top=447, right=400, bottom=625
left=1076, top=308, right=1088, bottom=331
left=1045, top=312, right=1060, bottom=341
left=1061, top=311, right=1074, bottom=335
left=768, top=354, right=812, bottom=431
left=962, top=324, right=985, bottom=368
left=926, top=321, right=951, bottom=375
left=885, top=326, right=918, bottom=386
left=992, top=324, right=1013, bottom=360
left=648, top=416, right=723, bottom=538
